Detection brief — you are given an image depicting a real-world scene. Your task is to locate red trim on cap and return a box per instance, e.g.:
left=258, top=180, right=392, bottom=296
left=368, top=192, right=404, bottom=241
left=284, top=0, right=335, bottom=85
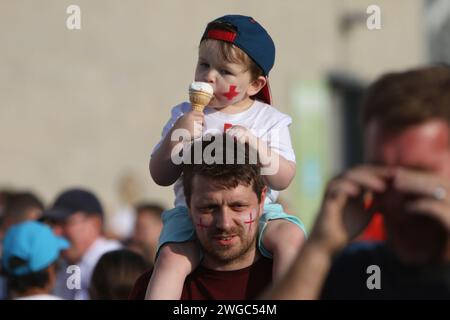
left=207, top=29, right=236, bottom=43
left=253, top=79, right=272, bottom=105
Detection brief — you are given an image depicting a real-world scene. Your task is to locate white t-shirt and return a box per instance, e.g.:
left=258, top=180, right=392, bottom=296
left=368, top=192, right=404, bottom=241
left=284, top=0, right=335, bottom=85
left=54, top=237, right=122, bottom=300
left=152, top=100, right=296, bottom=207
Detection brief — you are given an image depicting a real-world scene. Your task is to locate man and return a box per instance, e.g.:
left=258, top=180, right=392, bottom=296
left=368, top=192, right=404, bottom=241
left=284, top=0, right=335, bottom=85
left=127, top=203, right=164, bottom=264
left=42, top=188, right=122, bottom=300
left=129, top=137, right=274, bottom=299
left=2, top=221, right=69, bottom=300
left=0, top=191, right=45, bottom=299
left=0, top=191, right=44, bottom=239
left=268, top=65, right=450, bottom=299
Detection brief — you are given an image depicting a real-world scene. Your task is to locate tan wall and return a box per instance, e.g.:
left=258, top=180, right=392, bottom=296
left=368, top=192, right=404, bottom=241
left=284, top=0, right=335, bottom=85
left=0, top=0, right=425, bottom=222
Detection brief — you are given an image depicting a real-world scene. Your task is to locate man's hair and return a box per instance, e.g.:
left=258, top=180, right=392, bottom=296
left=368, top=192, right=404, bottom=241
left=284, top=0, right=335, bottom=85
left=182, top=135, right=266, bottom=207
left=5, top=257, right=51, bottom=296
left=89, top=249, right=149, bottom=300
left=360, top=65, right=450, bottom=132
left=2, top=192, right=44, bottom=223
left=200, top=22, right=264, bottom=81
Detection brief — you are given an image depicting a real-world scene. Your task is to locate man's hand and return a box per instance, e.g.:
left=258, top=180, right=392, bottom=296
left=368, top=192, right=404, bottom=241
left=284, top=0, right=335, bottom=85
left=173, top=110, right=204, bottom=140
left=263, top=165, right=392, bottom=300
left=309, top=165, right=392, bottom=255
left=393, top=168, right=450, bottom=230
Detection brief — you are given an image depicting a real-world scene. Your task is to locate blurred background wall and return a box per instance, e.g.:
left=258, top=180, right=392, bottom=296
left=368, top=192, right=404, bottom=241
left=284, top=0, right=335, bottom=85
left=2, top=0, right=448, bottom=231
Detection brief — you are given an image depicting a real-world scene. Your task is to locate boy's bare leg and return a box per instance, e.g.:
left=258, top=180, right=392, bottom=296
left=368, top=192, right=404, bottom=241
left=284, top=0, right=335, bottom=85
left=145, top=241, right=201, bottom=300
left=263, top=219, right=306, bottom=282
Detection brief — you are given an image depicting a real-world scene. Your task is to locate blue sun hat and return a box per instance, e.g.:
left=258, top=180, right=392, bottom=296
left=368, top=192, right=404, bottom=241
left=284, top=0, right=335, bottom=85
left=2, top=221, right=70, bottom=276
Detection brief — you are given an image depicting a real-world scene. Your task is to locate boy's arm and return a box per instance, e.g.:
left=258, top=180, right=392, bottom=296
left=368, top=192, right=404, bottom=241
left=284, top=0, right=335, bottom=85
left=257, top=141, right=296, bottom=191
left=263, top=219, right=306, bottom=282
left=226, top=125, right=295, bottom=191
left=150, top=129, right=184, bottom=186
left=150, top=109, right=204, bottom=186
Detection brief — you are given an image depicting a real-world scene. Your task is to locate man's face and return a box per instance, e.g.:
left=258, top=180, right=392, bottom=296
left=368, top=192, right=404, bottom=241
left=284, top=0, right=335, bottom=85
left=61, top=212, right=101, bottom=263
left=188, top=175, right=266, bottom=270
left=366, top=119, right=450, bottom=264
left=194, top=40, right=257, bottom=110
left=132, top=210, right=163, bottom=261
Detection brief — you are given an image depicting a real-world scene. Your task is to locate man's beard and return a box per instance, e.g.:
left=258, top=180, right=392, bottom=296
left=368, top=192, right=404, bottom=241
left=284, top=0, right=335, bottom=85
left=200, top=225, right=258, bottom=265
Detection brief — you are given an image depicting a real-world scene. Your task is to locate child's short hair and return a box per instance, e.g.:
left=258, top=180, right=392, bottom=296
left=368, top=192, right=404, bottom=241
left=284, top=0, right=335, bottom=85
left=200, top=22, right=264, bottom=81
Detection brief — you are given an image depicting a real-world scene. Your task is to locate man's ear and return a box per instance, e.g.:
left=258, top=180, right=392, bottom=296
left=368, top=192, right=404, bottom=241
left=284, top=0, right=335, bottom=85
left=258, top=186, right=268, bottom=216
left=247, top=76, right=267, bottom=97
left=186, top=201, right=194, bottom=219
left=89, top=215, right=103, bottom=232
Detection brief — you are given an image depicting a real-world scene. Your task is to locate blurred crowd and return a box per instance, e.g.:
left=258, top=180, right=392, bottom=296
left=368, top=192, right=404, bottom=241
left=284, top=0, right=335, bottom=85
left=0, top=188, right=163, bottom=300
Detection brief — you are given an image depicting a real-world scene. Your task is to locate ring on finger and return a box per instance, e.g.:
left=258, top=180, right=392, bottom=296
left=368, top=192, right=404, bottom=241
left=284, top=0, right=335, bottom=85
left=433, top=186, right=447, bottom=201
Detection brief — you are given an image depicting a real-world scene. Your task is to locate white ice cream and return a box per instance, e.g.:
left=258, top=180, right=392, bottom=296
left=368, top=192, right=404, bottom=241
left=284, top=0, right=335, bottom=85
left=189, top=81, right=214, bottom=95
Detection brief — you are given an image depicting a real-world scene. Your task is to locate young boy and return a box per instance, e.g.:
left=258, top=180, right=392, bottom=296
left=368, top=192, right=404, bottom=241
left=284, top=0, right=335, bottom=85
left=147, top=15, right=306, bottom=299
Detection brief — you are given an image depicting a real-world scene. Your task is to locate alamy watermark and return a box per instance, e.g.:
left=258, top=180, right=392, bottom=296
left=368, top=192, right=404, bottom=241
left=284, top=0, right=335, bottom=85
left=366, top=264, right=381, bottom=290
left=66, top=5, right=81, bottom=30
left=367, top=5, right=381, bottom=30
left=66, top=265, right=81, bottom=290
left=169, top=127, right=280, bottom=175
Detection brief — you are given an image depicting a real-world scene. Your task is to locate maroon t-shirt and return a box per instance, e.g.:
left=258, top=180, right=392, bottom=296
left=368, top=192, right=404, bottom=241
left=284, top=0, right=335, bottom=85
left=129, top=257, right=273, bottom=300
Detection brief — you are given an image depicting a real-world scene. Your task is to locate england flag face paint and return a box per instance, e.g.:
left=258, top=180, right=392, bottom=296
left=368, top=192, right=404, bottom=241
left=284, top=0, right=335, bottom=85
left=223, top=85, right=239, bottom=101
left=196, top=217, right=208, bottom=230
left=240, top=208, right=258, bottom=233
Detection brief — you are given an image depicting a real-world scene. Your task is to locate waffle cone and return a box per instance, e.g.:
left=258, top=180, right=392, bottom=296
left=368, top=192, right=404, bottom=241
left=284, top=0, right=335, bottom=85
left=189, top=90, right=212, bottom=112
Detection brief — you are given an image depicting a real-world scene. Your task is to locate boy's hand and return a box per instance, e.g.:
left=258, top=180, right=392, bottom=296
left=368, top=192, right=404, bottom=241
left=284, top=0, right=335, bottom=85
left=226, top=125, right=259, bottom=149
left=173, top=110, right=204, bottom=140
left=227, top=125, right=273, bottom=167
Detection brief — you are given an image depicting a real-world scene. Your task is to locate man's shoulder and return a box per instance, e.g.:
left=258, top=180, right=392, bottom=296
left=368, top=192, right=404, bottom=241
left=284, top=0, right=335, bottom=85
left=83, top=237, right=122, bottom=265
left=129, top=268, right=153, bottom=300
left=321, top=242, right=389, bottom=299
left=333, top=241, right=387, bottom=269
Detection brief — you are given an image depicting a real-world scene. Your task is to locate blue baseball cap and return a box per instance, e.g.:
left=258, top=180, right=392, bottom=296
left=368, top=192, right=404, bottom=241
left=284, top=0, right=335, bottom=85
left=201, top=15, right=275, bottom=105
left=2, top=221, right=70, bottom=276
left=41, top=188, right=104, bottom=222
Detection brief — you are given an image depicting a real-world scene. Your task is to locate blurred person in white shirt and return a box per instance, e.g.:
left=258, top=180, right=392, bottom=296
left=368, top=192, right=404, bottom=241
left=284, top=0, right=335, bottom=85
left=41, top=188, right=122, bottom=300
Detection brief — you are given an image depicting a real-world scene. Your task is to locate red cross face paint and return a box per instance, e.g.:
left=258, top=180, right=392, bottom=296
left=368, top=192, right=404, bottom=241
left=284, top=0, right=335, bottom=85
left=223, top=85, right=239, bottom=101
left=241, top=209, right=257, bottom=233
left=196, top=217, right=208, bottom=230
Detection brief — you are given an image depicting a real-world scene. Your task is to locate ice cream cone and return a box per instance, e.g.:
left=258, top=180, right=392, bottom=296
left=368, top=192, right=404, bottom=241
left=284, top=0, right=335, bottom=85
left=189, top=82, right=214, bottom=112
left=189, top=91, right=212, bottom=112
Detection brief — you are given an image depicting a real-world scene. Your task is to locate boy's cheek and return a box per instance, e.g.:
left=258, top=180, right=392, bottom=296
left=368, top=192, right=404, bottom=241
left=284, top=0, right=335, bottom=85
left=217, top=84, right=246, bottom=103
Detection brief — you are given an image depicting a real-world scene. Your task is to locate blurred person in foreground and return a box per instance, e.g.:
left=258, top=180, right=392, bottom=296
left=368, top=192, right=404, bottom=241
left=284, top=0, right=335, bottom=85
left=42, top=188, right=122, bottom=300
left=0, top=191, right=44, bottom=299
left=89, top=249, right=149, bottom=299
left=0, top=191, right=44, bottom=242
left=1, top=221, right=69, bottom=299
left=267, top=65, right=450, bottom=299
left=127, top=203, right=164, bottom=264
